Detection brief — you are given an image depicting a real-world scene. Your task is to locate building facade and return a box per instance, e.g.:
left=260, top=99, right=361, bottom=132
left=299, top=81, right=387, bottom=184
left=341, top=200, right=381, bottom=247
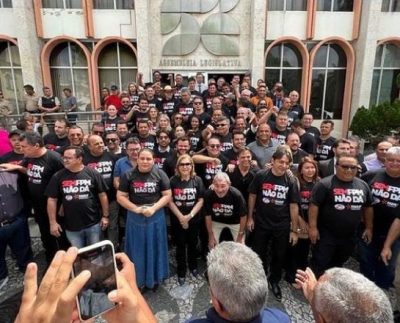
left=0, top=0, right=399, bottom=136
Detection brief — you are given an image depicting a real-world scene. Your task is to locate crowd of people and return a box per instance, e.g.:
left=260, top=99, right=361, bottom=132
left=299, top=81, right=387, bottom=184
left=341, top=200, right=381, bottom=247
left=0, top=71, right=400, bottom=322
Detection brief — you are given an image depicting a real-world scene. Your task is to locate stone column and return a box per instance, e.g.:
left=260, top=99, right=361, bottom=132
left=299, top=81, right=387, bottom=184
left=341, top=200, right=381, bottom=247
left=350, top=0, right=383, bottom=119
left=249, top=0, right=267, bottom=87
left=134, top=0, right=152, bottom=82
left=13, top=0, right=43, bottom=91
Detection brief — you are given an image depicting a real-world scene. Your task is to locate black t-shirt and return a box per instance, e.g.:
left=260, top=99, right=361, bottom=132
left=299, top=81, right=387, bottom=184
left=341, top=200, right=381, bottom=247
left=188, top=129, right=203, bottom=152
left=174, top=101, right=194, bottom=121
left=228, top=166, right=259, bottom=202
left=163, top=153, right=179, bottom=178
left=195, top=152, right=229, bottom=188
left=161, top=98, right=178, bottom=117
left=154, top=148, right=173, bottom=170
left=222, top=148, right=239, bottom=165
left=292, top=149, right=309, bottom=173
left=22, top=150, right=64, bottom=205
left=45, top=167, right=107, bottom=231
left=310, top=175, right=372, bottom=238
left=170, top=175, right=205, bottom=215
left=299, top=132, right=316, bottom=155
left=204, top=186, right=247, bottom=225
left=138, top=134, right=157, bottom=150
left=148, top=97, right=162, bottom=111
left=118, top=166, right=170, bottom=205
left=193, top=112, right=211, bottom=130
left=43, top=133, right=69, bottom=151
left=362, top=169, right=400, bottom=233
left=103, top=116, right=123, bottom=132
left=0, top=151, right=24, bottom=164
left=218, top=133, right=233, bottom=152
left=305, top=126, right=320, bottom=138
left=299, top=181, right=316, bottom=221
left=270, top=125, right=290, bottom=145
left=315, top=136, right=336, bottom=161
left=83, top=151, right=117, bottom=201
left=130, top=110, right=150, bottom=131
left=248, top=169, right=300, bottom=230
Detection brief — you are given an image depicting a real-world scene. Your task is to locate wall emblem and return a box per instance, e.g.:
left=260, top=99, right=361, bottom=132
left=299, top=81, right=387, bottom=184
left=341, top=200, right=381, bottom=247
left=160, top=0, right=240, bottom=56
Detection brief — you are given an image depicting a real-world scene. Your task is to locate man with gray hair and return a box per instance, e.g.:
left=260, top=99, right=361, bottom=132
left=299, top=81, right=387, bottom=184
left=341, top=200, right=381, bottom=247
left=296, top=267, right=393, bottom=323
left=204, top=172, right=247, bottom=248
left=190, top=242, right=290, bottom=323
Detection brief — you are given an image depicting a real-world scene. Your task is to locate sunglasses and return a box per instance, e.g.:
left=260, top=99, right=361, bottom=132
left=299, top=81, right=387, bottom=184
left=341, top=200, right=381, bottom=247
left=337, top=164, right=358, bottom=170
left=106, top=138, right=118, bottom=143
left=209, top=144, right=221, bottom=149
left=179, top=163, right=192, bottom=167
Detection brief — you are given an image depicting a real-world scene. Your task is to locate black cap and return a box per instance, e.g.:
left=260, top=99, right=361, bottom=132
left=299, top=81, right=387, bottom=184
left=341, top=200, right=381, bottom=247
left=110, top=85, right=118, bottom=91
left=8, top=129, right=23, bottom=138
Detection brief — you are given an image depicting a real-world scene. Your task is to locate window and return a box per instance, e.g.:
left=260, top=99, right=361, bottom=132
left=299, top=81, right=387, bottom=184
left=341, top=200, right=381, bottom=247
left=265, top=43, right=302, bottom=94
left=0, top=42, right=23, bottom=114
left=98, top=42, right=137, bottom=92
left=382, top=0, right=400, bottom=12
left=268, top=0, right=307, bottom=11
left=93, top=0, right=134, bottom=9
left=310, top=44, right=347, bottom=119
left=42, top=0, right=81, bottom=9
left=370, top=44, right=400, bottom=107
left=50, top=42, right=91, bottom=112
left=317, top=0, right=353, bottom=11
left=0, top=0, right=12, bottom=8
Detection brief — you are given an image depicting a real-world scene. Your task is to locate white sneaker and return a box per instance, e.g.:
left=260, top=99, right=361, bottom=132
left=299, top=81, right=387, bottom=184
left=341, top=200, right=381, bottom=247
left=0, top=276, right=9, bottom=291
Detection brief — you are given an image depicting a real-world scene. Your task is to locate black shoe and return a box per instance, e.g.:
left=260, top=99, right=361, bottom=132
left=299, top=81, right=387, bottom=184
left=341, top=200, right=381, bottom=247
left=394, top=310, right=400, bottom=323
left=269, top=281, right=282, bottom=301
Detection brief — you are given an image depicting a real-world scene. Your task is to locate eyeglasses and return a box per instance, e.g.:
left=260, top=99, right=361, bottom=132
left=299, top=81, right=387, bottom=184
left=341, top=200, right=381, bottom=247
left=209, top=144, right=221, bottom=149
left=106, top=138, right=118, bottom=143
left=179, top=163, right=192, bottom=167
left=337, top=164, right=358, bottom=171
left=216, top=124, right=228, bottom=128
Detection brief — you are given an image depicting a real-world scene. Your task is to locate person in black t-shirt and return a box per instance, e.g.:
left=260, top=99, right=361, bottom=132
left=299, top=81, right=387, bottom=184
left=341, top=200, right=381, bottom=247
left=315, top=120, right=336, bottom=161
left=285, top=132, right=309, bottom=174
left=205, top=172, right=247, bottom=249
left=163, top=136, right=191, bottom=178
left=43, top=118, right=69, bottom=151
left=102, top=105, right=123, bottom=133
left=285, top=157, right=319, bottom=285
left=360, top=147, right=400, bottom=289
left=154, top=130, right=173, bottom=169
left=168, top=154, right=205, bottom=285
left=84, top=135, right=119, bottom=248
left=137, top=120, right=157, bottom=151
left=193, top=137, right=229, bottom=188
left=2, top=132, right=68, bottom=263
left=248, top=146, right=300, bottom=300
left=309, top=155, right=373, bottom=278
left=46, top=146, right=109, bottom=248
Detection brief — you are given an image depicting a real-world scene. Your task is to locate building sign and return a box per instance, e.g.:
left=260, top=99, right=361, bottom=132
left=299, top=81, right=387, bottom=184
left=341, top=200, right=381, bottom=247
left=159, top=58, right=241, bottom=67
left=160, top=0, right=240, bottom=56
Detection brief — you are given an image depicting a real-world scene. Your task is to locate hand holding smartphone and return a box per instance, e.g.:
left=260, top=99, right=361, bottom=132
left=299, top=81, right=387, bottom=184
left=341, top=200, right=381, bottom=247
left=72, top=240, right=118, bottom=321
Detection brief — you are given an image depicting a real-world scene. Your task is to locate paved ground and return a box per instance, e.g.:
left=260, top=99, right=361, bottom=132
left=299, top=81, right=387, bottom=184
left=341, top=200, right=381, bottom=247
left=0, top=219, right=396, bottom=323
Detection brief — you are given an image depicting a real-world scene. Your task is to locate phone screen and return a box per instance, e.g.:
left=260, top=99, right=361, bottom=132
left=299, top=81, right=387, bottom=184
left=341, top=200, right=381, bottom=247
left=73, top=243, right=117, bottom=320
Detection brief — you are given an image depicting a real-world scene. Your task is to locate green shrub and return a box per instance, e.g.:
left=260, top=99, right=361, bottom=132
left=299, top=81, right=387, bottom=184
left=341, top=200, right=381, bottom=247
left=350, top=100, right=400, bottom=140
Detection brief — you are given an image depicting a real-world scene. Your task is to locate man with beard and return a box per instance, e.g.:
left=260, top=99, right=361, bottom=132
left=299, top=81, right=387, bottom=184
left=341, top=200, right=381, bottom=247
left=154, top=130, right=173, bottom=169
left=285, top=132, right=309, bottom=173
left=163, top=136, right=191, bottom=178
left=43, top=118, right=70, bottom=151
left=174, top=88, right=193, bottom=125
left=161, top=85, right=178, bottom=117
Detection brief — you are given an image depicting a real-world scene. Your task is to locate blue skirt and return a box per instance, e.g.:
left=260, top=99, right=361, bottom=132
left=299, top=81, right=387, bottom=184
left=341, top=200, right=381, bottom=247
left=124, top=208, right=169, bottom=288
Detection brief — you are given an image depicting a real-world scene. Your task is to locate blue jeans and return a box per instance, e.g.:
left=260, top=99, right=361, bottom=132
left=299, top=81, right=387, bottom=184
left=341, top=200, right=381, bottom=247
left=66, top=223, right=102, bottom=248
left=359, top=230, right=400, bottom=289
left=0, top=214, right=33, bottom=279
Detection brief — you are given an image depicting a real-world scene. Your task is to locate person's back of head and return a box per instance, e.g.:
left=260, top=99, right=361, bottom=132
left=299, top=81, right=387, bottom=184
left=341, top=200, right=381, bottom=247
left=207, top=242, right=268, bottom=322
left=314, top=268, right=393, bottom=323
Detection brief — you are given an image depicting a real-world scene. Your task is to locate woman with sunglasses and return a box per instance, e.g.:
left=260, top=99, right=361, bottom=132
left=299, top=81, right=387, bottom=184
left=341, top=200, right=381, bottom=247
left=117, top=148, right=172, bottom=292
left=169, top=154, right=205, bottom=285
left=171, top=112, right=184, bottom=128
left=285, top=156, right=319, bottom=286
left=187, top=115, right=203, bottom=153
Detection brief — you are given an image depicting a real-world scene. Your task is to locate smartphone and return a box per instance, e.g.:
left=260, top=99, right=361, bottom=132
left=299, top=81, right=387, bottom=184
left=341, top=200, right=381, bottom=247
left=72, top=240, right=118, bottom=321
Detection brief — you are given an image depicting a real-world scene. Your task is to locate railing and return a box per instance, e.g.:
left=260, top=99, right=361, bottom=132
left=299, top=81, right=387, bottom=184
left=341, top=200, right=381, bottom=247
left=6, top=110, right=105, bottom=134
